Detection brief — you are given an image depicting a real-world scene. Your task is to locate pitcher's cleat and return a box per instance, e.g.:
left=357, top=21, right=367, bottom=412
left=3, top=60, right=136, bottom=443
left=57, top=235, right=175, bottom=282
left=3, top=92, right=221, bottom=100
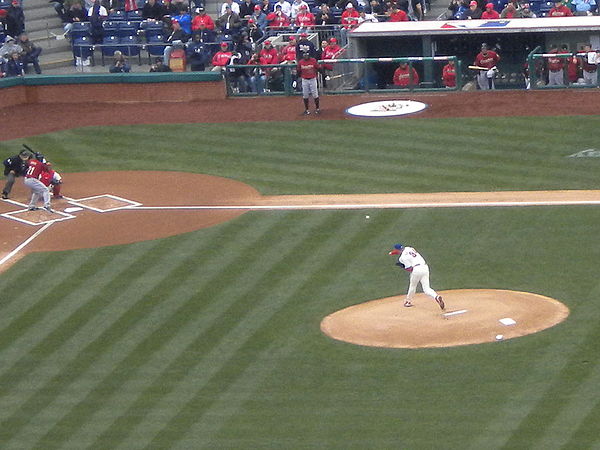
left=435, top=295, right=445, bottom=310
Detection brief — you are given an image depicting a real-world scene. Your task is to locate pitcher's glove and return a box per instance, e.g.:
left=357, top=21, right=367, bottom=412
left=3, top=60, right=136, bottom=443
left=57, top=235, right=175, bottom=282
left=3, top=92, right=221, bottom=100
left=395, top=262, right=405, bottom=269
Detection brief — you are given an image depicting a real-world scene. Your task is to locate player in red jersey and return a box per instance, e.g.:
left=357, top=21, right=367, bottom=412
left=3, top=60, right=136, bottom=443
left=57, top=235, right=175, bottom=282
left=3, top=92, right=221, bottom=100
left=23, top=154, right=53, bottom=212
left=442, top=60, right=457, bottom=88
left=546, top=44, right=565, bottom=86
left=393, top=62, right=419, bottom=88
left=474, top=43, right=500, bottom=89
left=297, top=51, right=320, bottom=115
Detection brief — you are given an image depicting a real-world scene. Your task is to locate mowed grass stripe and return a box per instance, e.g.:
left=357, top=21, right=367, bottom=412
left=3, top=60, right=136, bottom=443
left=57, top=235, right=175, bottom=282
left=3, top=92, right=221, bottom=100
left=143, top=210, right=361, bottom=448
left=0, top=238, right=180, bottom=446
left=0, top=252, right=75, bottom=330
left=106, top=211, right=340, bottom=450
left=191, top=211, right=407, bottom=448
left=48, top=214, right=287, bottom=449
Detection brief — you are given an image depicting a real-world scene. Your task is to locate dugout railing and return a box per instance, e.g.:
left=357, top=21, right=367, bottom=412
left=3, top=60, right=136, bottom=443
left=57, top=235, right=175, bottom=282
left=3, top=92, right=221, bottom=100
left=527, top=45, right=600, bottom=89
left=224, top=56, right=462, bottom=97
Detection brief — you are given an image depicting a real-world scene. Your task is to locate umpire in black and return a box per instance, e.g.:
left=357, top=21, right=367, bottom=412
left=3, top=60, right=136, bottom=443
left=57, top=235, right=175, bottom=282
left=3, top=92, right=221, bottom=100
left=2, top=149, right=32, bottom=199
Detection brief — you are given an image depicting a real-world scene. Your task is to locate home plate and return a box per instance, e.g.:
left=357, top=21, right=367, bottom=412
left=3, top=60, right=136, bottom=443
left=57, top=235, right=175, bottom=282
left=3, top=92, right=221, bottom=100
left=443, top=309, right=468, bottom=317
left=64, top=207, right=83, bottom=213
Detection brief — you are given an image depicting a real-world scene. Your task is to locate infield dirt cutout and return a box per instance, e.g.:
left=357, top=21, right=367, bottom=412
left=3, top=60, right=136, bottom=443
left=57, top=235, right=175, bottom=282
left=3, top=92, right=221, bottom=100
left=320, top=289, right=570, bottom=348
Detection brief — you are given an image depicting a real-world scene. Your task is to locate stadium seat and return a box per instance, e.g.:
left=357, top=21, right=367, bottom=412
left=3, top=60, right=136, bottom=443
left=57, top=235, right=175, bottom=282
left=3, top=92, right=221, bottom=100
left=117, top=21, right=139, bottom=37
left=72, top=36, right=94, bottom=60
left=70, top=21, right=92, bottom=39
left=126, top=9, right=142, bottom=21
left=107, top=9, right=126, bottom=21
left=146, top=34, right=165, bottom=62
left=102, top=20, right=119, bottom=38
left=100, top=34, right=121, bottom=64
left=120, top=35, right=142, bottom=64
left=140, top=20, right=164, bottom=40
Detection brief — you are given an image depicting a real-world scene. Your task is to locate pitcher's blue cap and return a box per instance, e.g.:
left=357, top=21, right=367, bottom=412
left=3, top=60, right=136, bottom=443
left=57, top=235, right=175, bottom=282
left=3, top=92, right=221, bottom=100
left=394, top=243, right=404, bottom=250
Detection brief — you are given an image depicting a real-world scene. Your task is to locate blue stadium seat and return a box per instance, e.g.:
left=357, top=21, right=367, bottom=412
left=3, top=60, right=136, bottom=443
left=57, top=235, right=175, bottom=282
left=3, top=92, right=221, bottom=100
left=120, top=35, right=141, bottom=62
left=117, top=21, right=139, bottom=37
left=126, top=9, right=142, bottom=21
left=146, top=34, right=166, bottom=58
left=70, top=21, right=92, bottom=39
left=107, top=9, right=126, bottom=21
left=102, top=20, right=119, bottom=37
left=140, top=20, right=164, bottom=40
left=72, top=36, right=94, bottom=59
left=101, top=34, right=121, bottom=57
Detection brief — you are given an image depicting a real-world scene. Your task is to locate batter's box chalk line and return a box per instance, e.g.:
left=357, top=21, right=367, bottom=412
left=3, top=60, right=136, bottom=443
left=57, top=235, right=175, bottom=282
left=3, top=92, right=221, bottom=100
left=65, top=194, right=142, bottom=213
left=1, top=200, right=76, bottom=226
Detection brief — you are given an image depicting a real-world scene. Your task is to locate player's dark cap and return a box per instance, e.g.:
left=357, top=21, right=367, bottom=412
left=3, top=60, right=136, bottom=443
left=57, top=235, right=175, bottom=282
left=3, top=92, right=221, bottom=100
left=394, top=243, right=404, bottom=250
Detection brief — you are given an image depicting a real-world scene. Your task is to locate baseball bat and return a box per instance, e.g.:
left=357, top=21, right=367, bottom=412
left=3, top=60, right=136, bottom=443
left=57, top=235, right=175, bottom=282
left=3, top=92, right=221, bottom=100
left=468, top=65, right=492, bottom=71
left=22, top=143, right=35, bottom=153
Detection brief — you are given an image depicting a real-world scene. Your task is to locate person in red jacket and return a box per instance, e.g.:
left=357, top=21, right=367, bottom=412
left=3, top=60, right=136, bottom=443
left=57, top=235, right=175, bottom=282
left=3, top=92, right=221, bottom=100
left=23, top=152, right=53, bottom=212
left=393, top=62, right=419, bottom=88
left=251, top=40, right=279, bottom=93
left=320, top=37, right=344, bottom=83
left=297, top=51, right=320, bottom=114
left=341, top=2, right=359, bottom=29
left=474, top=43, right=500, bottom=89
left=387, top=3, right=408, bottom=21
left=481, top=2, right=500, bottom=18
left=442, top=60, right=457, bottom=88
left=191, top=7, right=215, bottom=32
left=548, top=0, right=573, bottom=16
left=295, top=4, right=315, bottom=29
left=280, top=36, right=297, bottom=62
left=211, top=42, right=233, bottom=71
left=266, top=4, right=290, bottom=28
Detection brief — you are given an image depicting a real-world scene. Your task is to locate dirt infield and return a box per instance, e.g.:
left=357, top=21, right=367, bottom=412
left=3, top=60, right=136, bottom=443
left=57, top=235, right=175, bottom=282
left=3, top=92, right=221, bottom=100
left=320, top=289, right=570, bottom=348
left=3, top=89, right=600, bottom=140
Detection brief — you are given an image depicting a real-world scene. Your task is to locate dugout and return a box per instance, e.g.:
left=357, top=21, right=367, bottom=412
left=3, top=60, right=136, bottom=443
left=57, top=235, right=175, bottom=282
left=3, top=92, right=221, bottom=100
left=347, top=17, right=600, bottom=88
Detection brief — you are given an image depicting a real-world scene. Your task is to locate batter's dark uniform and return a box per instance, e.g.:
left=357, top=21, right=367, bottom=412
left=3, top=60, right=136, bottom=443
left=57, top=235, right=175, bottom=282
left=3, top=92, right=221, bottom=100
left=2, top=150, right=30, bottom=199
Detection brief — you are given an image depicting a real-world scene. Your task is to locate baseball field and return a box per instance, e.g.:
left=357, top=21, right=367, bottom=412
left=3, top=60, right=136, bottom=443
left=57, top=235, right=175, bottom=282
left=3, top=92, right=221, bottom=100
left=1, top=95, right=600, bottom=448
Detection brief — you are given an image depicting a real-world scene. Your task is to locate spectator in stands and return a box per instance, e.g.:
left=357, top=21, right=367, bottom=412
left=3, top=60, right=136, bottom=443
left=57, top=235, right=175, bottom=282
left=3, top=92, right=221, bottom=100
left=235, top=30, right=254, bottom=62
left=163, top=19, right=190, bottom=64
left=572, top=0, right=596, bottom=14
left=162, top=0, right=179, bottom=16
left=398, top=0, right=424, bottom=20
left=88, top=0, right=108, bottom=43
left=266, top=4, right=291, bottom=27
left=579, top=44, right=598, bottom=84
left=393, top=62, right=419, bottom=87
left=320, top=37, right=343, bottom=85
left=500, top=2, right=518, bottom=17
left=258, top=0, right=271, bottom=14
left=387, top=3, right=409, bottom=20
left=5, top=0, right=24, bottom=39
left=220, top=0, right=240, bottom=16
left=548, top=0, right=573, bottom=15
left=291, top=0, right=309, bottom=19
left=245, top=18, right=264, bottom=40
left=296, top=31, right=317, bottom=57
left=0, top=36, right=22, bottom=59
left=217, top=5, right=242, bottom=38
left=0, top=57, right=6, bottom=78
left=186, top=33, right=210, bottom=70
left=358, top=8, right=379, bottom=21
left=63, top=1, right=88, bottom=34
left=17, top=33, right=42, bottom=74
left=248, top=39, right=278, bottom=92
left=239, top=0, right=257, bottom=18
left=142, top=0, right=164, bottom=20
left=546, top=44, right=565, bottom=85
left=280, top=35, right=297, bottom=62
left=519, top=5, right=536, bottom=16
left=273, top=0, right=293, bottom=16
left=4, top=51, right=24, bottom=76
left=461, top=0, right=482, bottom=18
left=88, top=0, right=108, bottom=18
left=249, top=5, right=268, bottom=29
left=192, top=7, right=216, bottom=31
left=481, top=2, right=500, bottom=17
left=211, top=41, right=233, bottom=71
left=228, top=45, right=252, bottom=92
left=341, top=2, right=360, bottom=28
left=442, top=59, right=457, bottom=87
left=109, top=50, right=131, bottom=72
left=150, top=56, right=172, bottom=71
left=447, top=0, right=468, bottom=19
left=365, top=0, right=386, bottom=15
left=315, top=4, right=338, bottom=25
left=295, top=4, right=316, bottom=30
left=173, top=8, right=192, bottom=35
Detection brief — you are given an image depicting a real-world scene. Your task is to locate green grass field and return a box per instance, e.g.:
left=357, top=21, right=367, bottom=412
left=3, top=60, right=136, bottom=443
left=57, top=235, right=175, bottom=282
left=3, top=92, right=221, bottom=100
left=1, top=116, right=600, bottom=449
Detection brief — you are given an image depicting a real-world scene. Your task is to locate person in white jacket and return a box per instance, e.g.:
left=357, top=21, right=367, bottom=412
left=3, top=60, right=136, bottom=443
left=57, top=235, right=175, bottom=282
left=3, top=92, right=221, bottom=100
left=389, top=243, right=445, bottom=310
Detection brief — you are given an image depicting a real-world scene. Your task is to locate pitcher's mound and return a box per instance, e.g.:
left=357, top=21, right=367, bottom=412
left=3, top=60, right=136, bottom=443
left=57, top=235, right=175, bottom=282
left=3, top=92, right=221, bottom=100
left=320, top=289, right=569, bottom=349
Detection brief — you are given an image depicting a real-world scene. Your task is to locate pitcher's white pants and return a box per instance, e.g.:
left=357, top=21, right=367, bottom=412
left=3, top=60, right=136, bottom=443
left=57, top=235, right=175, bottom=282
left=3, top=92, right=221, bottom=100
left=407, top=264, right=438, bottom=301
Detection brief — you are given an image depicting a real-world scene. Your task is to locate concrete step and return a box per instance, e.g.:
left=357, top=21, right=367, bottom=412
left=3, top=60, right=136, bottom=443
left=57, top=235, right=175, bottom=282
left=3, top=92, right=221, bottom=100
left=25, top=16, right=63, bottom=33
left=39, top=48, right=74, bottom=70
left=25, top=5, right=60, bottom=21
left=23, top=0, right=56, bottom=10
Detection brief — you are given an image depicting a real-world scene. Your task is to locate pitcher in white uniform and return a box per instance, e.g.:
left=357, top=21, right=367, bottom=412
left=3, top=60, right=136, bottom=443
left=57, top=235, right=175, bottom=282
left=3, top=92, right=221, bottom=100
left=388, top=243, right=445, bottom=310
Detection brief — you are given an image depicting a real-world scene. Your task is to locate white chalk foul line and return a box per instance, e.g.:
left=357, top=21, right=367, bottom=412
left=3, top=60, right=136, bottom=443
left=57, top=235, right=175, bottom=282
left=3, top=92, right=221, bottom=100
left=131, top=199, right=600, bottom=211
left=0, top=221, right=53, bottom=267
left=443, top=309, right=468, bottom=317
